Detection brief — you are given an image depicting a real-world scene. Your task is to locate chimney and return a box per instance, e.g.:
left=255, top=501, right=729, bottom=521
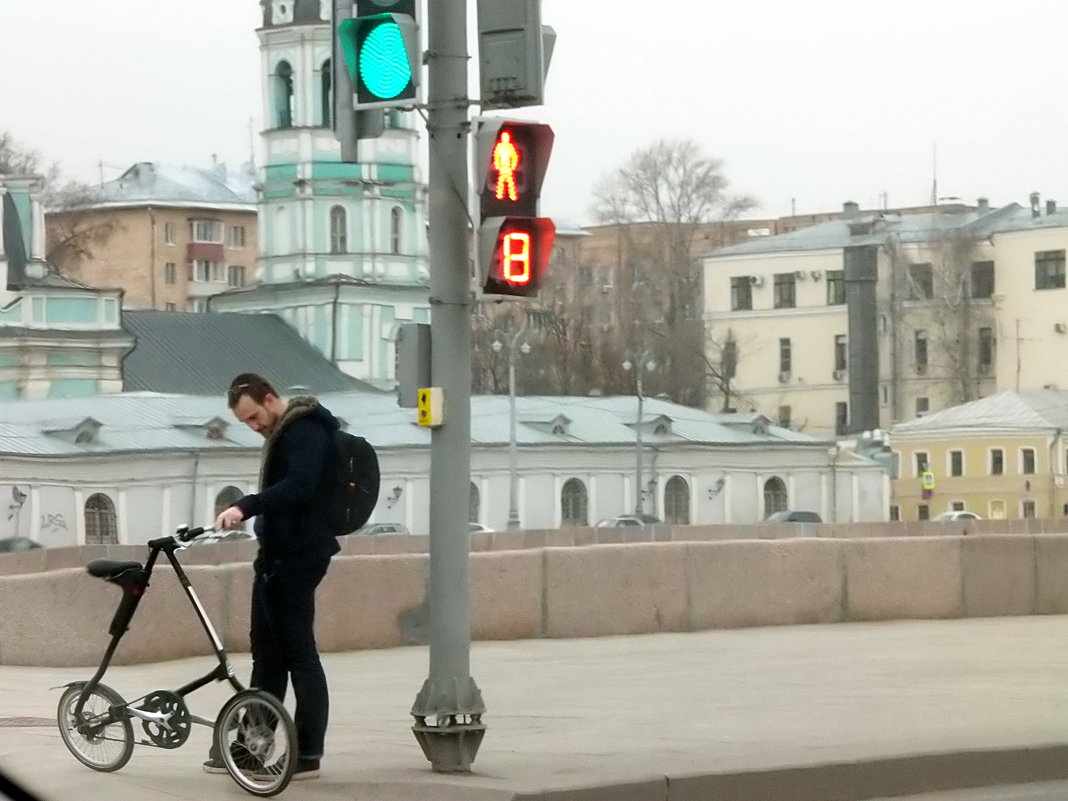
left=842, top=201, right=860, bottom=220
left=977, top=197, right=989, bottom=214
left=1047, top=199, right=1057, bottom=215
left=1030, top=192, right=1041, bottom=219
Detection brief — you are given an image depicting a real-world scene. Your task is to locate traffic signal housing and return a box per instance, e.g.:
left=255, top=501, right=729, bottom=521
left=473, top=117, right=555, bottom=300
left=337, top=0, right=421, bottom=110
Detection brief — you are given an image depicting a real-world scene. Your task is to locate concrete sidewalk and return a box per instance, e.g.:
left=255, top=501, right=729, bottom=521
left=4, top=616, right=1068, bottom=801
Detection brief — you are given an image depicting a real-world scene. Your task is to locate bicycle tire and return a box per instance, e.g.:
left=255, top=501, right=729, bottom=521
left=56, top=681, right=134, bottom=772
left=213, top=689, right=296, bottom=797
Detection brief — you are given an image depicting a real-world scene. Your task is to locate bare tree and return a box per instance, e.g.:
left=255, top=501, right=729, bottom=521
left=590, top=139, right=756, bottom=407
left=0, top=131, right=117, bottom=273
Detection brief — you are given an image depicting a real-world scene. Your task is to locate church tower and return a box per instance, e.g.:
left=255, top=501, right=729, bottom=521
left=212, top=0, right=431, bottom=390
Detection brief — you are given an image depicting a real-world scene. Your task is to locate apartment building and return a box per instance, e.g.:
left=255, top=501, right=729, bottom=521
left=46, top=162, right=257, bottom=312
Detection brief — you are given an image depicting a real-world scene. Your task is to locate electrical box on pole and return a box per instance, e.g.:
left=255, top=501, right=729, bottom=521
left=477, top=0, right=555, bottom=109
left=332, top=0, right=385, bottom=158
left=472, top=116, right=555, bottom=300
left=338, top=0, right=422, bottom=111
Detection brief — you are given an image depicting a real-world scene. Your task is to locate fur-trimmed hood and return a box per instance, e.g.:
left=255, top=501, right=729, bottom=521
left=258, top=395, right=339, bottom=490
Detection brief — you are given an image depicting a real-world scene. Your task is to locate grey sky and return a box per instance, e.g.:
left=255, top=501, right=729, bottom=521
left=2, top=0, right=1065, bottom=225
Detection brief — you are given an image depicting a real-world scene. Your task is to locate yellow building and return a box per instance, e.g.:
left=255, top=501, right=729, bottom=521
left=890, top=389, right=1068, bottom=521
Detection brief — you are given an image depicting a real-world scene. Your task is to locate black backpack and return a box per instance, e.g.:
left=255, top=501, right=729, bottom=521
left=330, top=430, right=380, bottom=535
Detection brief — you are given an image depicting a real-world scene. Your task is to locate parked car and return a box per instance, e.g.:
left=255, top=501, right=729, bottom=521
left=469, top=522, right=495, bottom=533
left=187, top=529, right=256, bottom=546
left=0, top=536, right=43, bottom=553
left=354, top=522, right=412, bottom=536
left=765, top=510, right=823, bottom=523
left=595, top=513, right=661, bottom=528
left=932, top=510, right=982, bottom=522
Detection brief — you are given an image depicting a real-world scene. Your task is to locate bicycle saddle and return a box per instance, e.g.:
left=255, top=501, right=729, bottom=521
left=86, top=558, right=143, bottom=579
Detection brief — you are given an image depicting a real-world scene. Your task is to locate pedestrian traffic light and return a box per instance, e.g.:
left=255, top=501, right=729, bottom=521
left=473, top=117, right=555, bottom=299
left=337, top=0, right=421, bottom=111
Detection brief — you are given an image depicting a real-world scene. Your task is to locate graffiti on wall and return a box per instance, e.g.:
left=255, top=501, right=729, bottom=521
left=40, top=513, right=68, bottom=533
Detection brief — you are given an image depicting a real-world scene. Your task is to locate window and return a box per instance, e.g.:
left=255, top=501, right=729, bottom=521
left=228, top=225, right=247, bottom=248
left=970, top=261, right=994, bottom=299
left=763, top=477, right=787, bottom=516
left=329, top=206, right=347, bottom=254
left=978, top=327, right=994, bottom=369
left=989, top=500, right=1006, bottom=519
left=664, top=476, right=690, bottom=525
left=164, top=262, right=176, bottom=285
left=320, top=57, right=332, bottom=127
left=1022, top=448, right=1036, bottom=474
left=1035, top=250, right=1066, bottom=290
left=918, top=504, right=930, bottom=521
left=914, top=330, right=928, bottom=372
left=835, top=401, right=848, bottom=436
left=915, top=452, right=929, bottom=477
left=187, top=298, right=209, bottom=313
left=951, top=501, right=965, bottom=512
left=949, top=450, right=963, bottom=477
left=826, top=270, right=845, bottom=305
left=190, top=260, right=223, bottom=282
left=1023, top=500, right=1036, bottom=519
left=778, top=405, right=791, bottom=428
left=730, top=276, right=753, bottom=310
left=991, top=448, right=1004, bottom=475
left=909, top=263, right=933, bottom=300
left=273, top=60, right=294, bottom=128
left=773, top=273, right=796, bottom=308
left=165, top=302, right=176, bottom=311
left=561, top=478, right=588, bottom=526
left=881, top=384, right=889, bottom=405
left=834, top=334, right=847, bottom=372
left=915, top=397, right=929, bottom=417
left=228, top=265, right=246, bottom=288
left=215, top=486, right=246, bottom=531
left=390, top=206, right=402, bottom=254
left=889, top=505, right=900, bottom=521
left=469, top=482, right=480, bottom=523
left=190, top=220, right=222, bottom=243
left=85, top=493, right=118, bottom=545
left=163, top=221, right=175, bottom=245
left=779, top=337, right=791, bottom=374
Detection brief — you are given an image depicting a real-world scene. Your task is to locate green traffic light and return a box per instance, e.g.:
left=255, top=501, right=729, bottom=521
left=360, top=21, right=412, bottom=100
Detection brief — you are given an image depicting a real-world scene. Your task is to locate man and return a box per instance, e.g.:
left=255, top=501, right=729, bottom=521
left=203, top=373, right=340, bottom=780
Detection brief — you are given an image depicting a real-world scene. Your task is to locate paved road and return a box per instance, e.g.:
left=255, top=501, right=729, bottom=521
left=4, top=617, right=1068, bottom=800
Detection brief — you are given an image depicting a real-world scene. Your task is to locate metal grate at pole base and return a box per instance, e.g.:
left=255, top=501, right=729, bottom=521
left=411, top=677, right=487, bottom=772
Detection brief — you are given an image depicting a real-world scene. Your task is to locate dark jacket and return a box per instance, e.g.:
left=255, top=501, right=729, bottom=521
left=235, top=396, right=341, bottom=571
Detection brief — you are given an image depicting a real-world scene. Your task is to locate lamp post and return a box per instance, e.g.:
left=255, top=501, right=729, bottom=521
left=623, top=351, right=654, bottom=516
left=492, top=331, right=530, bottom=530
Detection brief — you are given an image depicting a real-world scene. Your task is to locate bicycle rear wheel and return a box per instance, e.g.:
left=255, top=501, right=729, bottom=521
left=213, top=689, right=296, bottom=797
left=57, top=681, right=134, bottom=772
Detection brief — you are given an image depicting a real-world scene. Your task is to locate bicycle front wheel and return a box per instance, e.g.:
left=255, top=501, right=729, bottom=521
left=213, top=689, right=296, bottom=797
left=57, top=681, right=134, bottom=772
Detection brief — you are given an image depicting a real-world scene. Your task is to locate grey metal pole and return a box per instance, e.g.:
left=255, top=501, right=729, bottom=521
left=410, top=0, right=486, bottom=773
left=506, top=331, right=520, bottom=530
left=635, top=370, right=644, bottom=516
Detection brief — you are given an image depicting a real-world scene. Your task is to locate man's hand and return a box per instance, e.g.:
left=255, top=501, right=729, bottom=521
left=215, top=505, right=245, bottom=531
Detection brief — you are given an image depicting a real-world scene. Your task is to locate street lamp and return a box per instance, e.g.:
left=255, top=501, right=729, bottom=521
left=623, top=351, right=655, bottom=516
left=492, top=332, right=530, bottom=530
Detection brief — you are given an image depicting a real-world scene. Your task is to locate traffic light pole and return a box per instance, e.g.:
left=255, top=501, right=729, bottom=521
left=409, top=0, right=486, bottom=773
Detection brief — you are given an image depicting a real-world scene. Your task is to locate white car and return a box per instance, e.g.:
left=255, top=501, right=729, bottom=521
left=932, top=510, right=982, bottom=522
left=469, top=522, right=495, bottom=533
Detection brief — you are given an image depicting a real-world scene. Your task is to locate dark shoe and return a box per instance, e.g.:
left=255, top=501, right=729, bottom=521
left=292, top=758, right=320, bottom=780
left=202, top=743, right=264, bottom=774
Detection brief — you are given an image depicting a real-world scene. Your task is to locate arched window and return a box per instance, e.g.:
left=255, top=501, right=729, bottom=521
left=320, top=58, right=332, bottom=127
left=561, top=478, right=588, bottom=526
left=469, top=482, right=480, bottom=523
left=272, top=61, right=295, bottom=129
left=763, top=477, right=788, bottom=517
left=214, top=486, right=246, bottom=531
left=390, top=207, right=403, bottom=254
left=664, top=475, right=690, bottom=525
left=85, top=493, right=118, bottom=545
left=329, top=205, right=347, bottom=254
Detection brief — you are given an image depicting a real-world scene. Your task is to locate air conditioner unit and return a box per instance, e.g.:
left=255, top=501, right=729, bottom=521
left=832, top=369, right=845, bottom=381
left=810, top=270, right=823, bottom=280
left=778, top=371, right=791, bottom=383
left=749, top=275, right=764, bottom=287
left=1055, top=322, right=1067, bottom=334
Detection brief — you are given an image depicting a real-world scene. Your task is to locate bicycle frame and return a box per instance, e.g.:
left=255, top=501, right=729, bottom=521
left=73, top=527, right=245, bottom=731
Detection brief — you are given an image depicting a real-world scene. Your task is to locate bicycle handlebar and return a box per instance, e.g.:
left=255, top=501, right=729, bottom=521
left=176, top=524, right=216, bottom=542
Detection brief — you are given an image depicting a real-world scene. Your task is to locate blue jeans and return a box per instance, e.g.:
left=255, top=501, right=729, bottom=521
left=249, top=557, right=331, bottom=760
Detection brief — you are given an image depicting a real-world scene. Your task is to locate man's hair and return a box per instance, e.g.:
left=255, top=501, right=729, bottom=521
left=227, top=373, right=278, bottom=408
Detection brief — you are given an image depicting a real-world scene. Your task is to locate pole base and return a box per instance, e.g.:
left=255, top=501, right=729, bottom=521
left=412, top=715, right=486, bottom=772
